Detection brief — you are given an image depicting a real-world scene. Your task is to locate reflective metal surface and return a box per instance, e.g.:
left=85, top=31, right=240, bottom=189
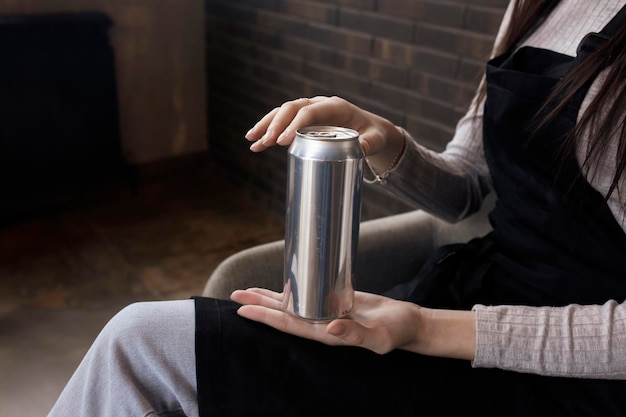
left=283, top=126, right=364, bottom=321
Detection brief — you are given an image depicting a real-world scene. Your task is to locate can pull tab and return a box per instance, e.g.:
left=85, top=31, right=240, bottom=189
left=308, top=131, right=337, bottom=138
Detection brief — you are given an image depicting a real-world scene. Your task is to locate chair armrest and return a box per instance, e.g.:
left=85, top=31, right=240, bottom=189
left=202, top=193, right=495, bottom=300
left=202, top=210, right=440, bottom=300
left=352, top=210, right=437, bottom=294
left=202, top=239, right=285, bottom=300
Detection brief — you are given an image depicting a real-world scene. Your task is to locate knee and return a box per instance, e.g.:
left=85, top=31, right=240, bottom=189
left=96, top=302, right=166, bottom=354
left=96, top=300, right=194, bottom=356
left=105, top=302, right=159, bottom=336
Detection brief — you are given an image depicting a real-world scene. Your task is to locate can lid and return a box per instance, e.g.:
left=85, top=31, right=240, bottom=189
left=296, top=126, right=359, bottom=141
left=306, top=131, right=337, bottom=138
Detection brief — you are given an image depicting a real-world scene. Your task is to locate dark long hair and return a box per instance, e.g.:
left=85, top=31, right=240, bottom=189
left=477, top=0, right=626, bottom=204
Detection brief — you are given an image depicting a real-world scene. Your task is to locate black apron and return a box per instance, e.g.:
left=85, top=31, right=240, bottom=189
left=409, top=3, right=626, bottom=310
left=194, top=5, right=626, bottom=416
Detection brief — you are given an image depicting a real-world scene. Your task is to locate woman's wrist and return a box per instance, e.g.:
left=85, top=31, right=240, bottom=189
left=365, top=123, right=406, bottom=182
left=405, top=307, right=477, bottom=361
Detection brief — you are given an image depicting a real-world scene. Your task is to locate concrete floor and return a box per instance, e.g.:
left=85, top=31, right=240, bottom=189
left=0, top=160, right=284, bottom=417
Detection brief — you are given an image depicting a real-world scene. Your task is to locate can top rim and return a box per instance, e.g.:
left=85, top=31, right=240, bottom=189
left=296, top=126, right=359, bottom=141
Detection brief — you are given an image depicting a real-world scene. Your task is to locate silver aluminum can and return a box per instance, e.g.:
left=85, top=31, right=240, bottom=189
left=283, top=126, right=364, bottom=321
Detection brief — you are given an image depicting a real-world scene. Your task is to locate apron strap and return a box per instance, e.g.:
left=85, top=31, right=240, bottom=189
left=598, top=3, right=626, bottom=38
left=575, top=3, right=626, bottom=61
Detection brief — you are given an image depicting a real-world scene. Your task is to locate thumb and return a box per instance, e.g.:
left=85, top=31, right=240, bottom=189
left=359, top=134, right=385, bottom=157
left=326, top=319, right=368, bottom=347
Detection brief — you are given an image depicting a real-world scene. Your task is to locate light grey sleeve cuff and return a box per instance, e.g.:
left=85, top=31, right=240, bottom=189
left=471, top=301, right=626, bottom=379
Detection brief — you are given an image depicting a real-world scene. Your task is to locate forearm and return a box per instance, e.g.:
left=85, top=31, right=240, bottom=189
left=473, top=301, right=626, bottom=379
left=402, top=306, right=477, bottom=361
left=403, top=299, right=626, bottom=380
left=365, top=116, right=492, bottom=223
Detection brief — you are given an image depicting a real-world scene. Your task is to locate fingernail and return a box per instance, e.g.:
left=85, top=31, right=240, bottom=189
left=327, top=322, right=345, bottom=337
left=250, top=141, right=263, bottom=152
left=261, top=130, right=273, bottom=144
left=359, top=138, right=370, bottom=155
left=276, top=132, right=287, bottom=144
left=245, top=128, right=255, bottom=140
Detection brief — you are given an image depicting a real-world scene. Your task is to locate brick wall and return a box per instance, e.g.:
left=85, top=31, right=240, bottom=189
left=205, top=0, right=508, bottom=219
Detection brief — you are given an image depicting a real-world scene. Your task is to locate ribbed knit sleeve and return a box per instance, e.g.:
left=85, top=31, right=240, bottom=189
left=472, top=302, right=626, bottom=379
left=363, top=121, right=492, bottom=222
left=365, top=0, right=626, bottom=228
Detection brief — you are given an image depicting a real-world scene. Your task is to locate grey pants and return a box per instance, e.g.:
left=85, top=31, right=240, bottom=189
left=46, top=300, right=199, bottom=417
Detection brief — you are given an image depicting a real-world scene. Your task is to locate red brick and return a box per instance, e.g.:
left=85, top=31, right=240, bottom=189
left=465, top=5, right=507, bottom=35
left=410, top=72, right=476, bottom=108
left=278, top=0, right=338, bottom=25
left=406, top=92, right=465, bottom=128
left=303, top=61, right=371, bottom=96
left=280, top=35, right=336, bottom=64
left=372, top=38, right=458, bottom=77
left=334, top=52, right=410, bottom=87
left=457, top=58, right=487, bottom=84
left=415, top=23, right=496, bottom=60
left=338, top=8, right=414, bottom=42
left=405, top=115, right=456, bottom=152
left=306, top=23, right=372, bottom=55
left=378, top=0, right=465, bottom=27
left=337, top=0, right=376, bottom=10
left=453, top=0, right=509, bottom=7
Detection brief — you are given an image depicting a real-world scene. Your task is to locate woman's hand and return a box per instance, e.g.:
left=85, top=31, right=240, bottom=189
left=230, top=288, right=476, bottom=359
left=245, top=96, right=405, bottom=173
left=230, top=288, right=421, bottom=354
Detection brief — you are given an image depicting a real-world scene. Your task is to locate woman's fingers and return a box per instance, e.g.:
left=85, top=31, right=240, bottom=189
left=236, top=304, right=393, bottom=353
left=230, top=288, right=284, bottom=310
left=246, top=96, right=366, bottom=152
left=237, top=304, right=344, bottom=346
left=247, top=97, right=318, bottom=152
left=245, top=107, right=280, bottom=142
left=274, top=96, right=335, bottom=143
left=231, top=289, right=418, bottom=353
left=243, top=287, right=283, bottom=301
left=232, top=287, right=350, bottom=346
